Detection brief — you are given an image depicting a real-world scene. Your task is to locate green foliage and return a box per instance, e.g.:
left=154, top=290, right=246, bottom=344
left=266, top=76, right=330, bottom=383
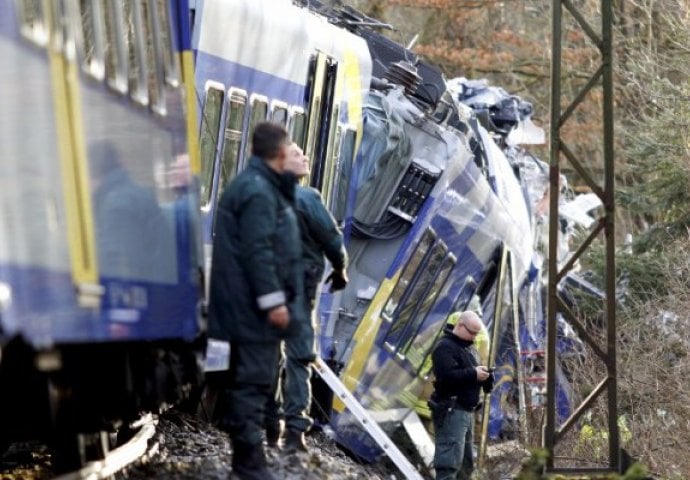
left=514, top=448, right=549, bottom=480
left=583, top=237, right=690, bottom=309
left=584, top=246, right=668, bottom=304
left=514, top=449, right=651, bottom=480
left=619, top=463, right=651, bottom=480
left=615, top=6, right=690, bottom=251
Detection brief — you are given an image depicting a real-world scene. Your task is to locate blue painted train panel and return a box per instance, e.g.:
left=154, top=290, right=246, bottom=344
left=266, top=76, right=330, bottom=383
left=0, top=1, right=202, bottom=347
left=0, top=265, right=198, bottom=344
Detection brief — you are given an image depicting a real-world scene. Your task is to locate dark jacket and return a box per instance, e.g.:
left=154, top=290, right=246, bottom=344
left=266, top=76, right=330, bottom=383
left=294, top=185, right=347, bottom=300
left=431, top=331, right=482, bottom=411
left=208, top=156, right=306, bottom=342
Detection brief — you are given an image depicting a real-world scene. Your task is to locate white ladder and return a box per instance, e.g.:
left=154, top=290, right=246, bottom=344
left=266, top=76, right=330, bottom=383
left=313, top=357, right=425, bottom=480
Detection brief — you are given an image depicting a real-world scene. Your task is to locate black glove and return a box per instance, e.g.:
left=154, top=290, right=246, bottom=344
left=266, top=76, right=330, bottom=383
left=482, top=372, right=495, bottom=394
left=325, top=269, right=348, bottom=292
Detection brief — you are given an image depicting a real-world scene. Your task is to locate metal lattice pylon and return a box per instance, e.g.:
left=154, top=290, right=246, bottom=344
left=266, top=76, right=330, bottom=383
left=546, top=0, right=620, bottom=474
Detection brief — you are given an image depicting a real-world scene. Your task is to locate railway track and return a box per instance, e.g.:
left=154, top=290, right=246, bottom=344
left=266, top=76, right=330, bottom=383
left=0, top=415, right=158, bottom=480
left=54, top=415, right=158, bottom=480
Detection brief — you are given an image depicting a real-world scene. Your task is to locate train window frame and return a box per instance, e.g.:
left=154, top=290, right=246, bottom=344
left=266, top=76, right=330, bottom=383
left=217, top=88, right=248, bottom=198
left=288, top=107, right=307, bottom=149
left=102, top=0, right=128, bottom=94
left=198, top=81, right=225, bottom=210
left=383, top=240, right=449, bottom=355
left=241, top=94, right=269, bottom=170
left=16, top=0, right=49, bottom=46
left=381, top=228, right=437, bottom=323
left=270, top=100, right=289, bottom=127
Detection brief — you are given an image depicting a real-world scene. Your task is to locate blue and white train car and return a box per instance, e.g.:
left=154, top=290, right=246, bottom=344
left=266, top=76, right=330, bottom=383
left=191, top=0, right=372, bottom=289
left=0, top=0, right=202, bottom=469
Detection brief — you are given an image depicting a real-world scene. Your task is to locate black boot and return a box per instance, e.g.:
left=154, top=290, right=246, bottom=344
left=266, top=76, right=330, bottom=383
left=265, top=422, right=283, bottom=448
left=231, top=441, right=277, bottom=480
left=283, top=428, right=308, bottom=453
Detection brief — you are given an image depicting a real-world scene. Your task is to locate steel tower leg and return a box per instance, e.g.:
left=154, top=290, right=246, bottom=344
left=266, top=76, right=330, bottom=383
left=546, top=0, right=619, bottom=474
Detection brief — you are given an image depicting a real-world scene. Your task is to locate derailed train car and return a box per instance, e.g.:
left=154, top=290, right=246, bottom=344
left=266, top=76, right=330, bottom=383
left=315, top=44, right=537, bottom=461
left=306, top=3, right=582, bottom=462
left=191, top=0, right=585, bottom=469
left=0, top=0, right=203, bottom=470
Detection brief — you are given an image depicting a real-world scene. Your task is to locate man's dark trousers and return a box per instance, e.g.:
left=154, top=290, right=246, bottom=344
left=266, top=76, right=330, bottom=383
left=265, top=312, right=315, bottom=434
left=433, top=407, right=474, bottom=480
left=283, top=319, right=315, bottom=432
left=224, top=341, right=281, bottom=447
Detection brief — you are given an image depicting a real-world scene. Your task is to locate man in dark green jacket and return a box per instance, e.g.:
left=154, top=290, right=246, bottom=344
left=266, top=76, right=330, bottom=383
left=265, top=142, right=348, bottom=452
left=209, top=123, right=306, bottom=480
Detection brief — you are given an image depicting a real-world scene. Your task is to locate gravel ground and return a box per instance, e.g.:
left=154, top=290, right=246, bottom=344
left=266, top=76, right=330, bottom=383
left=0, top=443, right=51, bottom=480
left=117, top=410, right=399, bottom=480
left=0, top=410, right=523, bottom=479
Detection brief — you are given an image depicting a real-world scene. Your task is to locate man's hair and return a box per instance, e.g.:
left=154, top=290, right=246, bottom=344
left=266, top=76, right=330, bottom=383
left=251, top=122, right=289, bottom=159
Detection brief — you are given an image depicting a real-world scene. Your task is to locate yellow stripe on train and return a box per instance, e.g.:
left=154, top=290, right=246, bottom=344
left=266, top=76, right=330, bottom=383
left=334, top=272, right=401, bottom=413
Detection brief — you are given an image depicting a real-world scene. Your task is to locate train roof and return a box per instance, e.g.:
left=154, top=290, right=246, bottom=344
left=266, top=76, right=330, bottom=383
left=296, top=0, right=447, bottom=109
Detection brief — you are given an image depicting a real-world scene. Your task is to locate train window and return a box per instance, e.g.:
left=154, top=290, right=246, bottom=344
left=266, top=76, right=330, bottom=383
left=140, top=0, right=167, bottom=115
left=289, top=108, right=307, bottom=149
left=271, top=101, right=289, bottom=127
left=324, top=124, right=343, bottom=212
left=102, top=1, right=128, bottom=93
left=450, top=275, right=479, bottom=313
left=381, top=229, right=436, bottom=322
left=332, top=128, right=357, bottom=224
left=199, top=84, right=224, bottom=207
left=77, top=0, right=106, bottom=79
left=321, top=106, right=340, bottom=210
left=242, top=95, right=268, bottom=169
left=218, top=90, right=247, bottom=196
left=414, top=275, right=479, bottom=378
left=400, top=254, right=456, bottom=370
left=16, top=0, right=48, bottom=45
left=384, top=241, right=448, bottom=353
left=127, top=0, right=149, bottom=106
left=47, top=0, right=70, bottom=53
left=154, top=0, right=180, bottom=87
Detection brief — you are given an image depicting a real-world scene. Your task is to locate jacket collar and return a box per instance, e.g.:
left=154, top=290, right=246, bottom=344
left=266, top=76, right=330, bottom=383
left=443, top=329, right=474, bottom=347
left=247, top=155, right=281, bottom=185
left=247, top=155, right=295, bottom=201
